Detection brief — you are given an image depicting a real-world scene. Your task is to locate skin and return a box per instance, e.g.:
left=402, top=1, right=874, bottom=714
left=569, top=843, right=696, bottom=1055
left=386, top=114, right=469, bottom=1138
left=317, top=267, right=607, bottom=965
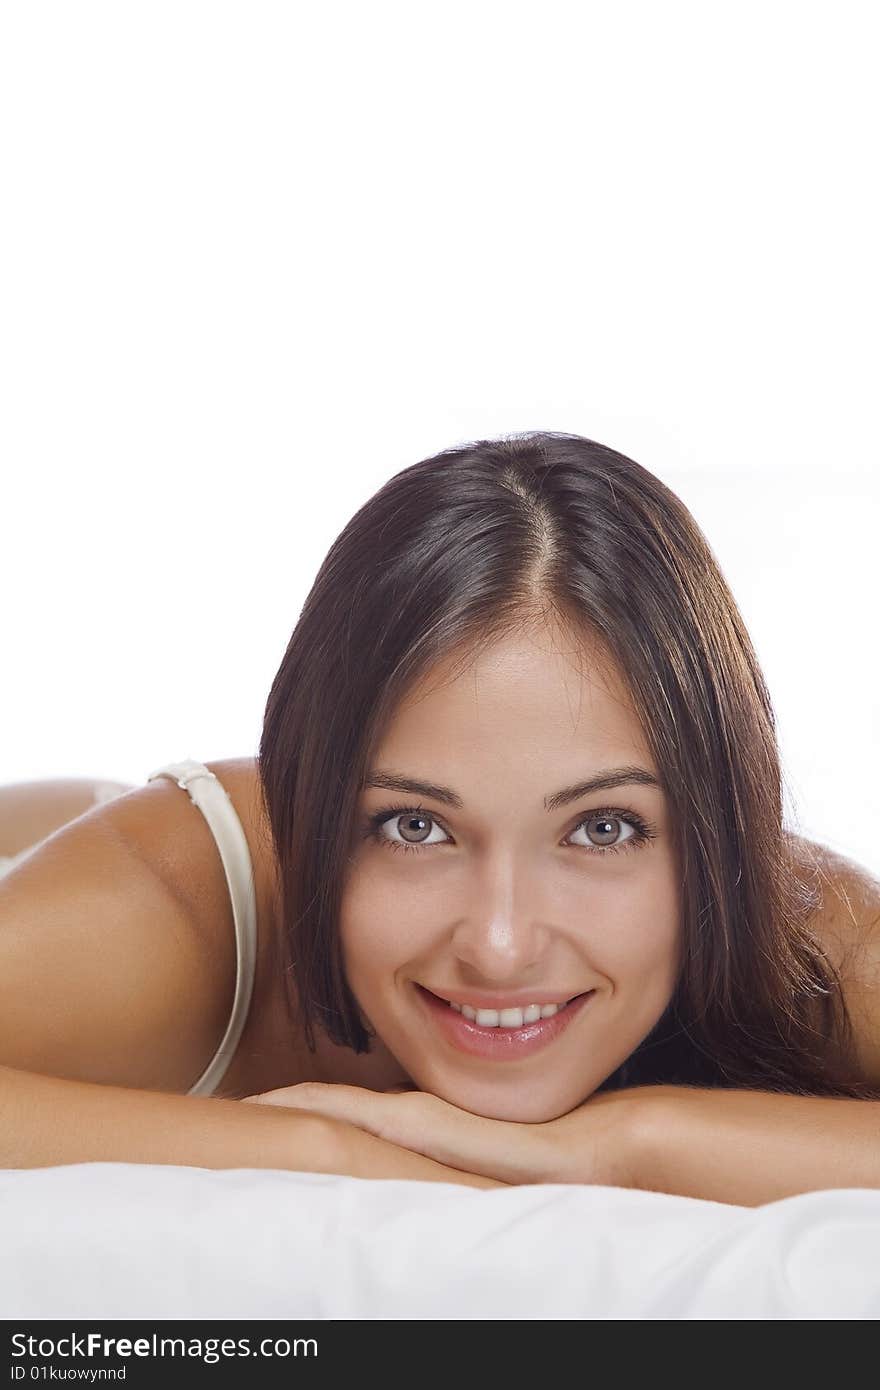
left=4, top=668, right=876, bottom=1117
left=339, top=618, right=683, bottom=1125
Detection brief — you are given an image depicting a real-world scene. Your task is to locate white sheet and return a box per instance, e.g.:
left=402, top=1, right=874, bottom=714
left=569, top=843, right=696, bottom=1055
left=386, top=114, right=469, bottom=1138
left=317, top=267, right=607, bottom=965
left=2, top=1164, right=879, bottom=1319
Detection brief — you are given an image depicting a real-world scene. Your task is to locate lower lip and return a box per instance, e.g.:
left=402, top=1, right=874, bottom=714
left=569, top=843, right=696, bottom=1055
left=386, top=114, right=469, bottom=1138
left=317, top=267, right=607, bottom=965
left=414, top=984, right=595, bottom=1060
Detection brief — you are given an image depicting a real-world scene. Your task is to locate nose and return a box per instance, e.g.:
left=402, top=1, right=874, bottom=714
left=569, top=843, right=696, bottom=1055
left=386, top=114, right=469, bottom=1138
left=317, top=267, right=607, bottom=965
left=448, top=850, right=548, bottom=984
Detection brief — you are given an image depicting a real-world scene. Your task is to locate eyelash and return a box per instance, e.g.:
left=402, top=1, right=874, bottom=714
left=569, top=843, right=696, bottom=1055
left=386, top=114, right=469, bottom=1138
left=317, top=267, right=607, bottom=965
left=364, top=802, right=658, bottom=859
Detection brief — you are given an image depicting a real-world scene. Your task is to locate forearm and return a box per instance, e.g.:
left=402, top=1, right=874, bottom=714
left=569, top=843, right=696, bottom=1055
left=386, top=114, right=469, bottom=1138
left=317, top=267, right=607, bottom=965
left=318, top=1117, right=508, bottom=1189
left=0, top=1064, right=504, bottom=1188
left=0, top=1062, right=358, bottom=1174
left=636, top=1085, right=880, bottom=1207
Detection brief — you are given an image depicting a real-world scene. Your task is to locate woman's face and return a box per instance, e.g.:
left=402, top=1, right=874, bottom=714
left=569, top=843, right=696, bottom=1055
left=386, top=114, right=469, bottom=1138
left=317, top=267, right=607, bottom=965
left=340, top=622, right=682, bottom=1122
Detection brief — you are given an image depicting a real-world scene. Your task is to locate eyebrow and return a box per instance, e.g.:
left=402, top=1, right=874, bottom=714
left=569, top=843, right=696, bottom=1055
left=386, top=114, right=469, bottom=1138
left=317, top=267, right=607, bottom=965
left=363, top=765, right=663, bottom=812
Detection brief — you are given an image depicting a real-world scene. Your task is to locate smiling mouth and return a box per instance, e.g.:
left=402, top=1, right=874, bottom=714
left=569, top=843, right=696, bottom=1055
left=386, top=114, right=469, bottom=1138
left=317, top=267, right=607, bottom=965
left=414, top=983, right=596, bottom=1057
left=424, top=986, right=588, bottom=1011
left=418, top=983, right=594, bottom=1025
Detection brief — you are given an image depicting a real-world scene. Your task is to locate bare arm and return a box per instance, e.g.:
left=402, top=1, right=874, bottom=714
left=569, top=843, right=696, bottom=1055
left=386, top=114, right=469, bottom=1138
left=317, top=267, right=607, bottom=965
left=635, top=1086, right=880, bottom=1207
left=0, top=1064, right=504, bottom=1188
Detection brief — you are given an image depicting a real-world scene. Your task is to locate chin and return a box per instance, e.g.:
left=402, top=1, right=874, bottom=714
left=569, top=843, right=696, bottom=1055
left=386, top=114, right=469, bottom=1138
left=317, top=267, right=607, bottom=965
left=420, top=1073, right=596, bottom=1125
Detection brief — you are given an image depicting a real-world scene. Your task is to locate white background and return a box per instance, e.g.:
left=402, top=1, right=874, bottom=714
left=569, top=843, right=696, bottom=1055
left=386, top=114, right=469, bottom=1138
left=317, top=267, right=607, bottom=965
left=1, top=2, right=877, bottom=873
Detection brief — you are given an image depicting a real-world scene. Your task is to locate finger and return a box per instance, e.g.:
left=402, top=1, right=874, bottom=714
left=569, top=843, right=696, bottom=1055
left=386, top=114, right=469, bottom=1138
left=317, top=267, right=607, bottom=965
left=242, top=1083, right=397, bottom=1134
left=243, top=1083, right=549, bottom=1184
left=240, top=1087, right=331, bottom=1109
left=256, top=1083, right=406, bottom=1139
left=286, top=1084, right=546, bottom=1183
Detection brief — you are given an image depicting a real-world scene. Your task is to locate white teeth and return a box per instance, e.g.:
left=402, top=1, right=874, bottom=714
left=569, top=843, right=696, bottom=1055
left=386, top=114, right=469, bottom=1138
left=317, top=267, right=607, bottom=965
left=451, top=1001, right=566, bottom=1028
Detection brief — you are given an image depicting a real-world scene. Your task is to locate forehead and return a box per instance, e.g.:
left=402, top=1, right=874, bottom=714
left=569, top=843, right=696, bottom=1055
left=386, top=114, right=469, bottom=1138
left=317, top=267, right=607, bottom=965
left=374, top=621, right=651, bottom=767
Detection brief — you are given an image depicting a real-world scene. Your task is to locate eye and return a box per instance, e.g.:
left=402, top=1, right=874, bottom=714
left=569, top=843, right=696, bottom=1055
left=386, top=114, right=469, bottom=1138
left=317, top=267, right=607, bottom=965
left=567, top=812, right=646, bottom=856
left=367, top=804, right=452, bottom=854
left=365, top=804, right=657, bottom=858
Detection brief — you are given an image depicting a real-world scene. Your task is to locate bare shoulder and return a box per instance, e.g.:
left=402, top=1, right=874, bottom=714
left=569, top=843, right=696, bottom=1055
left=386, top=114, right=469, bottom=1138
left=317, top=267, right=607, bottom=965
left=0, top=763, right=254, bottom=1092
left=788, top=832, right=880, bottom=1084
left=100, top=756, right=302, bottom=1094
left=109, top=757, right=279, bottom=950
left=787, top=832, right=880, bottom=948
left=0, top=757, right=313, bottom=1095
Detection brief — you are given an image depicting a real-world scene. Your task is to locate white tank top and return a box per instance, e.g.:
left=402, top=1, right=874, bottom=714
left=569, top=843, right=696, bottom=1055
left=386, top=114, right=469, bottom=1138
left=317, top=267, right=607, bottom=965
left=146, top=758, right=258, bottom=1097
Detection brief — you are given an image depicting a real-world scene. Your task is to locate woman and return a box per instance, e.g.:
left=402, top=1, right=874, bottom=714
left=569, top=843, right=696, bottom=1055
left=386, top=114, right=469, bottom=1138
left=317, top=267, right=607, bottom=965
left=2, top=431, right=879, bottom=1203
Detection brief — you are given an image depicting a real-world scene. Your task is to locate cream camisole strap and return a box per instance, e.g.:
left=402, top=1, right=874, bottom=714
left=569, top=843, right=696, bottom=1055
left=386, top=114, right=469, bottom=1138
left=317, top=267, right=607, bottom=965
left=146, top=758, right=258, bottom=1096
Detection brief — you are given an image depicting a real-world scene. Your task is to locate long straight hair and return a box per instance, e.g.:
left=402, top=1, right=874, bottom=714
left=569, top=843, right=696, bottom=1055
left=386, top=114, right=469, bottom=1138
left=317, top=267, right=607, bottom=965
left=259, top=431, right=877, bottom=1099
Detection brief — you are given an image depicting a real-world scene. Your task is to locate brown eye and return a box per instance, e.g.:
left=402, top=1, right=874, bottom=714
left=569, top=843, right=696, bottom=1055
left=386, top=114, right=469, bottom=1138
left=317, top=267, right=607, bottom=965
left=395, top=813, right=433, bottom=844
left=369, top=805, right=451, bottom=853
left=584, top=815, right=631, bottom=848
left=567, top=811, right=653, bottom=857
left=367, top=803, right=655, bottom=859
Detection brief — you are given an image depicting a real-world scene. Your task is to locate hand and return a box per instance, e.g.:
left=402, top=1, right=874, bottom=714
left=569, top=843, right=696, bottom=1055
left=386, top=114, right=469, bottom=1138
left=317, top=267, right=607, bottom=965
left=241, top=1080, right=653, bottom=1187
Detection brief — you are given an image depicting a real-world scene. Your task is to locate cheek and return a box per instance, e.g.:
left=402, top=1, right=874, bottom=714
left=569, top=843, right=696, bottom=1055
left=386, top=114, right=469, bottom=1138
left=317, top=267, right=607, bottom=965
left=596, top=863, right=682, bottom=987
left=339, top=868, right=429, bottom=985
left=341, top=846, right=682, bottom=982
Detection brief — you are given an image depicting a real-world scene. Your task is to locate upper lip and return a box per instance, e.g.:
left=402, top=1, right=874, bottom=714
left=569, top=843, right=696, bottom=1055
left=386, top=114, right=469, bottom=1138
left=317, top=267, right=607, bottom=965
left=419, top=984, right=592, bottom=1010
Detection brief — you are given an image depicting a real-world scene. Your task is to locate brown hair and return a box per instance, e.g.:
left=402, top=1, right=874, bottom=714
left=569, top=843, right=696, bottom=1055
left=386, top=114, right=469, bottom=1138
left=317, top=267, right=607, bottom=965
left=259, top=431, right=877, bottom=1099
